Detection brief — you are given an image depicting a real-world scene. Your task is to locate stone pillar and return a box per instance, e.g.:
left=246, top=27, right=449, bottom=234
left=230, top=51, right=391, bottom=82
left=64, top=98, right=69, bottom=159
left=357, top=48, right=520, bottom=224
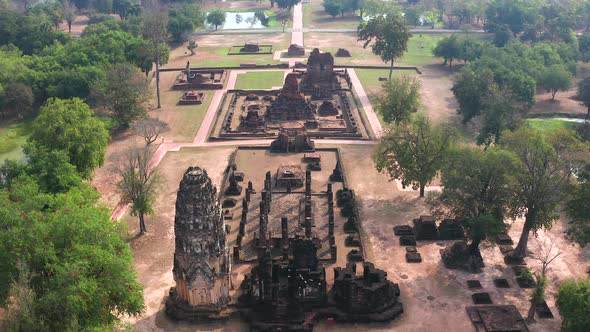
left=236, top=234, right=242, bottom=249
left=305, top=199, right=312, bottom=221
left=239, top=217, right=246, bottom=237
left=281, top=217, right=289, bottom=260
left=304, top=216, right=313, bottom=238
left=328, top=201, right=335, bottom=245
left=261, top=190, right=270, bottom=214
left=233, top=246, right=240, bottom=262
left=330, top=245, right=337, bottom=261
left=259, top=201, right=267, bottom=246
left=305, top=170, right=312, bottom=195
left=265, top=171, right=273, bottom=201
left=248, top=181, right=254, bottom=192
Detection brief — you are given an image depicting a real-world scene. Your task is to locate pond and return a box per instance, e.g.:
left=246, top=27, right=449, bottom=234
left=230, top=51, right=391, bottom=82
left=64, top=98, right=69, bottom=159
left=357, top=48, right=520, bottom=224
left=206, top=11, right=271, bottom=30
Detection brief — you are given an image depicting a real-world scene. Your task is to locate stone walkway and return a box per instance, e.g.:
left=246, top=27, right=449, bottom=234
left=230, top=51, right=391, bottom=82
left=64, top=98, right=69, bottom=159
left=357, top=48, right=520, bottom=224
left=110, top=3, right=430, bottom=220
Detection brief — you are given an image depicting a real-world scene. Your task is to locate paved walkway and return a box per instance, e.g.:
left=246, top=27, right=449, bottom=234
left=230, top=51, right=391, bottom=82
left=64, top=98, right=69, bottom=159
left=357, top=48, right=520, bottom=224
left=291, top=3, right=304, bottom=46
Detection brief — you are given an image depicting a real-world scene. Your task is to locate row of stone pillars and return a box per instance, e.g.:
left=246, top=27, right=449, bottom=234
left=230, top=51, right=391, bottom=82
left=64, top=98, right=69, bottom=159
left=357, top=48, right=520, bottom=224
left=234, top=170, right=337, bottom=262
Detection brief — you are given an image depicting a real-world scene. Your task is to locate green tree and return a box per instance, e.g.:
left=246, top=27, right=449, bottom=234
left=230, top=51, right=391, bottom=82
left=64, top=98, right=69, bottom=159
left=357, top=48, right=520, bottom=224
left=428, top=147, right=516, bottom=271
left=114, top=146, right=159, bottom=235
left=91, top=62, right=149, bottom=128
left=577, top=76, right=590, bottom=118
left=375, top=74, right=421, bottom=124
left=539, top=64, right=573, bottom=100
left=276, top=0, right=301, bottom=11
left=433, top=34, right=462, bottom=67
left=477, top=84, right=524, bottom=145
left=565, top=181, right=590, bottom=246
left=374, top=114, right=454, bottom=197
left=424, top=10, right=439, bottom=29
left=323, top=0, right=342, bottom=18
left=556, top=279, right=590, bottom=332
left=27, top=98, right=109, bottom=179
left=0, top=82, right=34, bottom=119
left=142, top=10, right=169, bottom=109
left=502, top=128, right=577, bottom=260
left=484, top=0, right=536, bottom=35
left=452, top=66, right=495, bottom=123
left=169, top=3, right=204, bottom=42
left=0, top=178, right=144, bottom=330
left=24, top=146, right=82, bottom=194
left=358, top=13, right=412, bottom=80
left=206, top=9, right=226, bottom=31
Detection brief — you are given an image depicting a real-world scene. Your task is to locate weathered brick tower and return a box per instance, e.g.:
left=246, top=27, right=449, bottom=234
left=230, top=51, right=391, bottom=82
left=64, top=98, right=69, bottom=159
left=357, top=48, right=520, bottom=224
left=166, top=167, right=231, bottom=321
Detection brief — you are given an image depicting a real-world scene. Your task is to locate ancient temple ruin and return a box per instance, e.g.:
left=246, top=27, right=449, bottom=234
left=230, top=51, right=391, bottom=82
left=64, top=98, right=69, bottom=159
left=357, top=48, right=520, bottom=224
left=166, top=167, right=231, bottom=321
left=213, top=50, right=367, bottom=140
left=300, top=48, right=341, bottom=98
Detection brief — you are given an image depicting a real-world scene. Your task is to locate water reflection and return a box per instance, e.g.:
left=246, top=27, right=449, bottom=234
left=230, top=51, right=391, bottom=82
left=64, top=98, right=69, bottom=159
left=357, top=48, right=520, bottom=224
left=206, top=11, right=270, bottom=30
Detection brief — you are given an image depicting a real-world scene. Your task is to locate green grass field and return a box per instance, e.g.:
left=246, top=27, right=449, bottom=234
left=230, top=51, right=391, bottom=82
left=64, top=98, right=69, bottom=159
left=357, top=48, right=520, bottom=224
left=399, top=33, right=451, bottom=66
left=527, top=119, right=576, bottom=134
left=234, top=71, right=285, bottom=90
left=0, top=120, right=32, bottom=163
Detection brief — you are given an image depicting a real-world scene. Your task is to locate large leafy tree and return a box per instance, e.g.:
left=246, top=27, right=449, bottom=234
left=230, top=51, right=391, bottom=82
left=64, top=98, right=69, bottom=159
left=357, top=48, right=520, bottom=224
left=503, top=128, right=581, bottom=260
left=556, top=279, right=590, bottom=332
left=375, top=74, right=421, bottom=124
left=358, top=13, right=411, bottom=80
left=539, top=64, right=572, bottom=100
left=433, top=34, right=462, bottom=67
left=374, top=114, right=454, bottom=197
left=484, top=0, right=536, bottom=35
left=428, top=147, right=517, bottom=271
left=0, top=178, right=144, bottom=330
left=91, top=62, right=149, bottom=128
left=27, top=98, right=109, bottom=179
left=206, top=9, right=226, bottom=31
left=452, top=66, right=496, bottom=123
left=477, top=84, right=524, bottom=145
left=169, top=3, right=204, bottom=42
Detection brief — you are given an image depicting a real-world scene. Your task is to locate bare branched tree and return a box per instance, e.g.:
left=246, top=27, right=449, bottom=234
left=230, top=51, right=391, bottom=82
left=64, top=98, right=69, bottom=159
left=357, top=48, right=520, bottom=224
left=114, top=146, right=159, bottom=235
left=526, top=235, right=562, bottom=322
left=131, top=118, right=170, bottom=146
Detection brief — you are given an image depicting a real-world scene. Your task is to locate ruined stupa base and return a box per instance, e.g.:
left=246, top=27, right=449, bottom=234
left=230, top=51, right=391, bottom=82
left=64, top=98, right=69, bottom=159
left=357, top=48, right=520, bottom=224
left=165, top=287, right=231, bottom=322
left=440, top=242, right=485, bottom=273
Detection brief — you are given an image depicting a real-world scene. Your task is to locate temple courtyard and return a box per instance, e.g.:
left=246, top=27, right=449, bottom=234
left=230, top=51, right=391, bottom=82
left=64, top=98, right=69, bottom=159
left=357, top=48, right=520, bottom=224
left=80, top=2, right=590, bottom=332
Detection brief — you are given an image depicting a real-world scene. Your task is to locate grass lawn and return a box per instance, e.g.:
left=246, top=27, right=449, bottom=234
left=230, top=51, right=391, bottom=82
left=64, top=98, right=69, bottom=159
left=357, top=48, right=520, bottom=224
left=0, top=120, right=32, bottom=163
left=399, top=33, right=451, bottom=66
left=234, top=71, right=285, bottom=90
left=527, top=119, right=576, bottom=134
left=305, top=33, right=450, bottom=67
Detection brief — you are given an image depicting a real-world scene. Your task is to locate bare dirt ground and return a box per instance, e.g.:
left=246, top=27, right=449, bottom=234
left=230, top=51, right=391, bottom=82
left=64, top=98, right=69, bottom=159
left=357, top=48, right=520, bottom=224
left=336, top=144, right=588, bottom=332
left=531, top=88, right=587, bottom=116
left=114, top=143, right=589, bottom=332
left=58, top=15, right=90, bottom=36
